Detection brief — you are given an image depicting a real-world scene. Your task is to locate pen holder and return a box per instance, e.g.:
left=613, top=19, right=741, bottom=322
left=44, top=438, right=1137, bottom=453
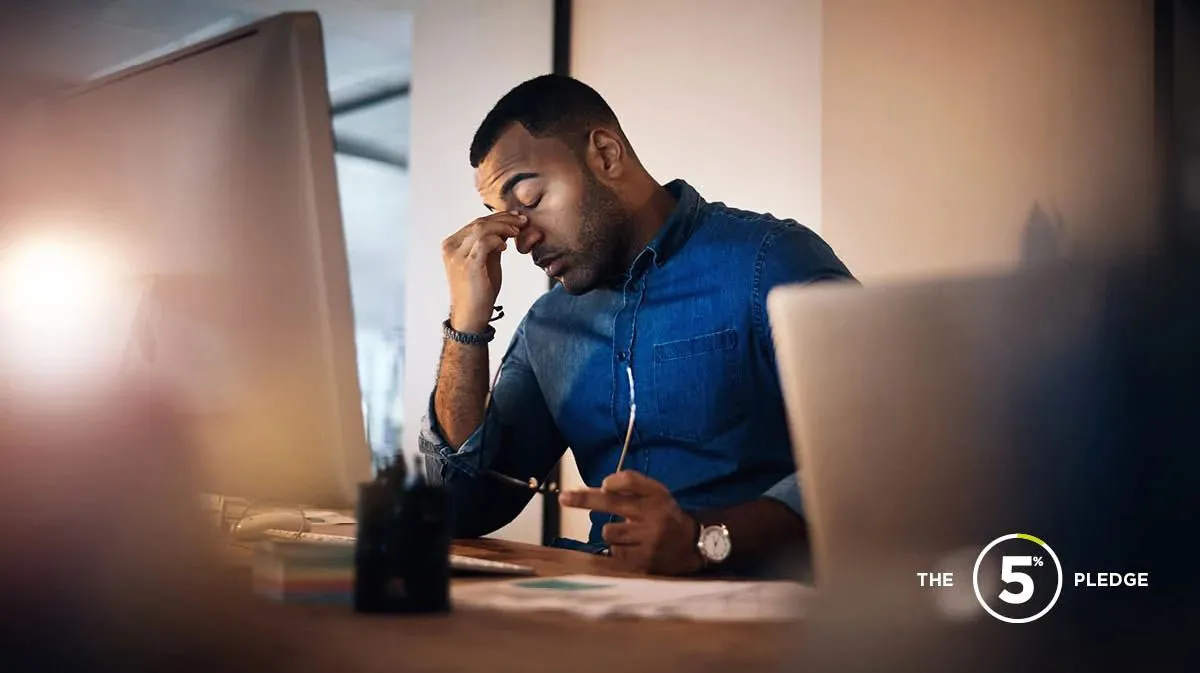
left=354, top=456, right=450, bottom=614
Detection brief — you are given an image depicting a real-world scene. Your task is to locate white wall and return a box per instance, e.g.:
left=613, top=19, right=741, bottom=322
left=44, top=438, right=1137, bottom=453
left=572, top=0, right=824, bottom=229
left=402, top=0, right=554, bottom=544
left=564, top=0, right=825, bottom=542
left=823, top=0, right=1157, bottom=281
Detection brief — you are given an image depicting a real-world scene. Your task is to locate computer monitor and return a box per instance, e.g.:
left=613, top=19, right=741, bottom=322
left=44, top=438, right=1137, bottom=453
left=0, top=13, right=371, bottom=508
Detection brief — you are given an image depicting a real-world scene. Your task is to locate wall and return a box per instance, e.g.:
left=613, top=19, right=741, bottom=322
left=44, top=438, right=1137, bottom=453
left=571, top=0, right=823, bottom=227
left=823, top=0, right=1158, bottom=281
left=403, top=0, right=555, bottom=544
left=564, top=0, right=825, bottom=542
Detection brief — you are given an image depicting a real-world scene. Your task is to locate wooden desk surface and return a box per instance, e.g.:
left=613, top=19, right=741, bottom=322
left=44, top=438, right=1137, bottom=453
left=211, top=536, right=799, bottom=673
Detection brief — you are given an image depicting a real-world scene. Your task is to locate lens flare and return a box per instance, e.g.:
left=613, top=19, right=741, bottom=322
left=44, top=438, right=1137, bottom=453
left=0, top=235, right=129, bottom=390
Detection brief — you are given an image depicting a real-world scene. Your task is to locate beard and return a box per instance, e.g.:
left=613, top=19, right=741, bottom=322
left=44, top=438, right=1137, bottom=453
left=556, top=170, right=631, bottom=295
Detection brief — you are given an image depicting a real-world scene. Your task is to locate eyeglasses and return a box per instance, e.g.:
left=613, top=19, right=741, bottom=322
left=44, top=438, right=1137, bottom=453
left=487, top=469, right=560, bottom=494
left=484, top=361, right=637, bottom=494
left=615, top=365, right=636, bottom=472
left=481, top=356, right=561, bottom=494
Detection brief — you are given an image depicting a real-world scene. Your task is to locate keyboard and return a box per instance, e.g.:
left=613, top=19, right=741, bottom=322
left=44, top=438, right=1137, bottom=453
left=261, top=529, right=536, bottom=576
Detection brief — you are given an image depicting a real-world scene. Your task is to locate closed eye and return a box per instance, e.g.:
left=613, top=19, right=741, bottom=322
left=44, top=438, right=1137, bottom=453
left=521, top=196, right=542, bottom=210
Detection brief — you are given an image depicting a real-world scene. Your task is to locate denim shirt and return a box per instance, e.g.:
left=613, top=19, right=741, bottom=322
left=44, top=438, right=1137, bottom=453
left=419, top=179, right=854, bottom=548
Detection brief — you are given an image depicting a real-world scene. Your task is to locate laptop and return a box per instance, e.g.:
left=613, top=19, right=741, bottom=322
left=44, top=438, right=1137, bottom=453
left=765, top=262, right=1194, bottom=670
left=765, top=268, right=1108, bottom=658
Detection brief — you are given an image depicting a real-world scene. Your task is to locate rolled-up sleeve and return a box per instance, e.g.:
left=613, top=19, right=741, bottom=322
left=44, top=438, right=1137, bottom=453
left=418, top=316, right=567, bottom=538
left=762, top=473, right=803, bottom=517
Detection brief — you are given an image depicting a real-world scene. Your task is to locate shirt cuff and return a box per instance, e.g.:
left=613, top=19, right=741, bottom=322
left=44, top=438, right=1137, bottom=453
left=417, top=390, right=488, bottom=483
left=762, top=473, right=804, bottom=518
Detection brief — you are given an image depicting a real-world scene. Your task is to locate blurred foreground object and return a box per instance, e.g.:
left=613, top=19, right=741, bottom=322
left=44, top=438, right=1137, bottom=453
left=0, top=380, right=352, bottom=672
left=0, top=381, right=219, bottom=671
left=2, top=12, right=369, bottom=510
left=0, top=232, right=131, bottom=394
left=782, top=251, right=1198, bottom=671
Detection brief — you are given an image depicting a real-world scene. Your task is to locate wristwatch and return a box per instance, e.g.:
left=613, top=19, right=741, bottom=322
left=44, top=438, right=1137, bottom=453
left=696, top=523, right=732, bottom=565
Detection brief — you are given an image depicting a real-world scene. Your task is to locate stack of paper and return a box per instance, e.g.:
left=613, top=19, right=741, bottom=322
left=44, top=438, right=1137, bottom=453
left=452, top=574, right=812, bottom=622
left=252, top=539, right=354, bottom=605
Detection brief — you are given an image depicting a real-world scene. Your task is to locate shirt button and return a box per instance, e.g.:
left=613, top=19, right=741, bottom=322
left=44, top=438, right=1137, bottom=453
left=617, top=351, right=628, bottom=361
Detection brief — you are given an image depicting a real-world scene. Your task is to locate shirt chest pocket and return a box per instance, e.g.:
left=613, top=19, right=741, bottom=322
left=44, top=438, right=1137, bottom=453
left=652, top=329, right=745, bottom=442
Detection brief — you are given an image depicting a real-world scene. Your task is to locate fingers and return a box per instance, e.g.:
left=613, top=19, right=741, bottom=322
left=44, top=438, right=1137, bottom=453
left=601, top=470, right=669, bottom=497
left=559, top=488, right=644, bottom=520
left=561, top=473, right=671, bottom=519
left=456, top=214, right=526, bottom=259
left=601, top=521, right=638, bottom=546
left=467, top=234, right=507, bottom=260
left=608, top=542, right=651, bottom=572
left=442, top=212, right=527, bottom=263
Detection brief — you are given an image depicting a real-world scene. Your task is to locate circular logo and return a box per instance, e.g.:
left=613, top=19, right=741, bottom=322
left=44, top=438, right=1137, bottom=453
left=972, top=533, right=1063, bottom=624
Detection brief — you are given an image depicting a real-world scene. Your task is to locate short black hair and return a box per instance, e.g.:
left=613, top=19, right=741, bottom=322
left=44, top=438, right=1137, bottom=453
left=469, top=74, right=620, bottom=168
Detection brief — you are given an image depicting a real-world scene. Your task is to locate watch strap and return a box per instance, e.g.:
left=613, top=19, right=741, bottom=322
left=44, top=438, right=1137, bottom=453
left=691, top=516, right=709, bottom=568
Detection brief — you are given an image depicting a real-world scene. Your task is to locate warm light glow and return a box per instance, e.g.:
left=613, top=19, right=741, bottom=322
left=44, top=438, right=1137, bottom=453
left=0, top=234, right=130, bottom=389
left=1, top=238, right=111, bottom=324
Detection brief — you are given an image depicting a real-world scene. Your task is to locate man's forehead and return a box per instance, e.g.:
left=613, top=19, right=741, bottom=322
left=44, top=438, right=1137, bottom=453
left=474, top=124, right=569, bottom=194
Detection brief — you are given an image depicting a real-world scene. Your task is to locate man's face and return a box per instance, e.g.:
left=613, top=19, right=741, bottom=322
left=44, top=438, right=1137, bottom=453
left=475, top=123, right=628, bottom=295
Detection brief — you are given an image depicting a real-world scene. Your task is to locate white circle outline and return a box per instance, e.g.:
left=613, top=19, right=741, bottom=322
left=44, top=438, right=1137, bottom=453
left=972, top=533, right=1063, bottom=624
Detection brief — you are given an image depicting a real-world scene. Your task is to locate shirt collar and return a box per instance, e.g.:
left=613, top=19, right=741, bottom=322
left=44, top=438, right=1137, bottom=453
left=644, top=179, right=703, bottom=268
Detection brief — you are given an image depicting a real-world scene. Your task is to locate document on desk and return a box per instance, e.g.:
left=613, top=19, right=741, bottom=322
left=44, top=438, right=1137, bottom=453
left=301, top=509, right=357, bottom=526
left=452, top=574, right=812, bottom=622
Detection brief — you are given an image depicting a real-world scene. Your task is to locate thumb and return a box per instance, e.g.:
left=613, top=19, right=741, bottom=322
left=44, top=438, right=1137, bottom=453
left=602, top=470, right=663, bottom=495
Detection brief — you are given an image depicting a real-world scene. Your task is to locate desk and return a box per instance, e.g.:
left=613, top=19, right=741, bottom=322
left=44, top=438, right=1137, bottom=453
left=214, top=537, right=798, bottom=673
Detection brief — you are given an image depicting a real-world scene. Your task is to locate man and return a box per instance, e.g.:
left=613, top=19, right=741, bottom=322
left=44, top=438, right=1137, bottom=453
left=420, top=74, right=853, bottom=576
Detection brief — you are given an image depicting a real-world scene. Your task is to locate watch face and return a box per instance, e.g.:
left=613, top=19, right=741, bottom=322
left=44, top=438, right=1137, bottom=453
left=699, top=526, right=732, bottom=562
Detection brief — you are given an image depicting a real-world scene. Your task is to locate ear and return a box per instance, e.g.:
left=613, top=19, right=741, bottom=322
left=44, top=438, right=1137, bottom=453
left=585, top=128, right=626, bottom=179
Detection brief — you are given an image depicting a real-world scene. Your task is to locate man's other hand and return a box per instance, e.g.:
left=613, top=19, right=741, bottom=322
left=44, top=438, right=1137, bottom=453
left=560, top=471, right=703, bottom=575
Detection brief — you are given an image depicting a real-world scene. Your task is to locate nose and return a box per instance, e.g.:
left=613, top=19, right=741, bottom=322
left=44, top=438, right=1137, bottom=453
left=515, top=226, right=543, bottom=256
